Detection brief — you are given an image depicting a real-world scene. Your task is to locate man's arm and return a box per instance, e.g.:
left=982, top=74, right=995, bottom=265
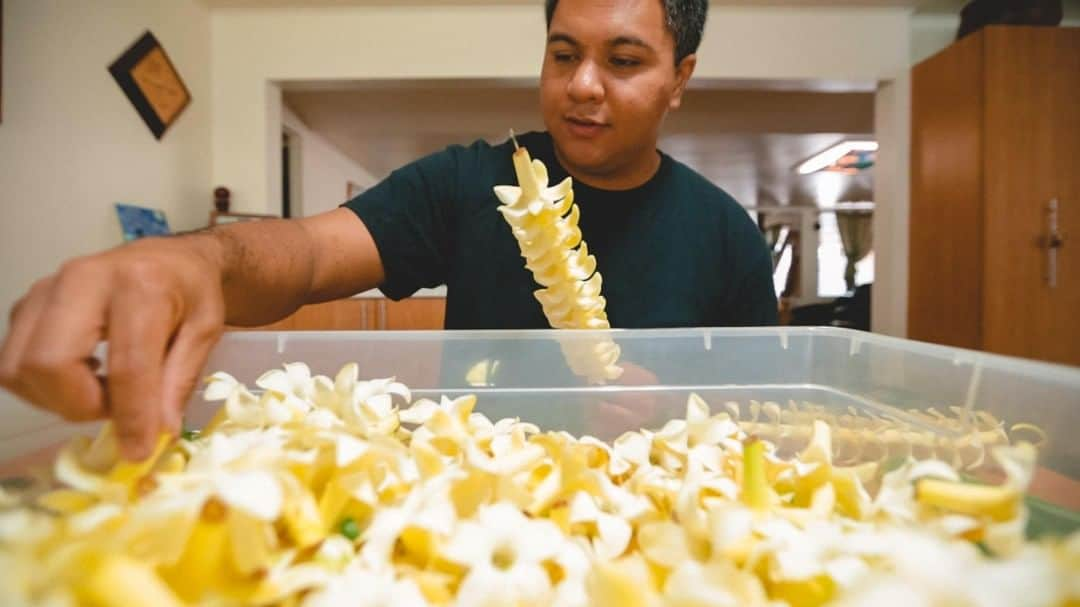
left=731, top=247, right=780, bottom=327
left=721, top=212, right=779, bottom=327
left=216, top=208, right=384, bottom=325
left=0, top=208, right=382, bottom=459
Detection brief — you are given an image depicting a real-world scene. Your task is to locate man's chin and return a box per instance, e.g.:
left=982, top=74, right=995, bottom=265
left=563, top=157, right=618, bottom=182
left=552, top=140, right=615, bottom=178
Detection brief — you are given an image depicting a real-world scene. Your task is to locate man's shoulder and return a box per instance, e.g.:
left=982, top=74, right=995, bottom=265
left=440, top=131, right=539, bottom=163
left=412, top=133, right=533, bottom=183
left=664, top=156, right=747, bottom=219
left=433, top=132, right=552, bottom=196
left=417, top=136, right=503, bottom=167
left=662, top=156, right=768, bottom=262
left=383, top=135, right=515, bottom=197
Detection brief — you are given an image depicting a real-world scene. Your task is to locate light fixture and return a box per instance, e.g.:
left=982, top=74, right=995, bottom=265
left=797, top=140, right=879, bottom=175
left=814, top=172, right=846, bottom=207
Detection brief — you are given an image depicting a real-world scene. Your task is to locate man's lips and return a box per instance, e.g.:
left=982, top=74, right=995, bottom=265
left=564, top=116, right=610, bottom=138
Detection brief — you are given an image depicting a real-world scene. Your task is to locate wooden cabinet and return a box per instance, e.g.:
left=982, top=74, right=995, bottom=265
left=371, top=297, right=446, bottom=330
left=909, top=26, right=1080, bottom=366
left=235, top=297, right=446, bottom=331
left=247, top=299, right=367, bottom=331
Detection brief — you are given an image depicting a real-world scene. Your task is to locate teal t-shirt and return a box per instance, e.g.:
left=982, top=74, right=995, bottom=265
left=344, top=131, right=777, bottom=330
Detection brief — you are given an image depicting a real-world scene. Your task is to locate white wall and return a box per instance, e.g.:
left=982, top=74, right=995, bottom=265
left=911, top=13, right=962, bottom=65
left=872, top=73, right=911, bottom=338
left=912, top=9, right=1080, bottom=66
left=0, top=0, right=212, bottom=458
left=282, top=106, right=379, bottom=217
left=210, top=5, right=911, bottom=213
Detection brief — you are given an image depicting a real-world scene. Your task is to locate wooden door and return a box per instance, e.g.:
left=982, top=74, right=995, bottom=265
left=981, top=27, right=1080, bottom=366
left=909, top=31, right=986, bottom=349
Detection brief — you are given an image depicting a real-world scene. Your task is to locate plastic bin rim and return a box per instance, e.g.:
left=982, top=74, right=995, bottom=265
left=219, top=326, right=1080, bottom=387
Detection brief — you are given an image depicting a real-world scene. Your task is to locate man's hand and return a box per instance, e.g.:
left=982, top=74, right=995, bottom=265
left=0, top=236, right=227, bottom=460
left=0, top=210, right=386, bottom=461
left=585, top=361, right=667, bottom=441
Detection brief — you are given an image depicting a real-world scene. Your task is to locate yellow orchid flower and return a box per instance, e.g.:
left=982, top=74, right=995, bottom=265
left=493, top=134, right=622, bottom=383
left=39, top=424, right=171, bottom=514
left=662, top=559, right=770, bottom=607
left=585, top=553, right=663, bottom=607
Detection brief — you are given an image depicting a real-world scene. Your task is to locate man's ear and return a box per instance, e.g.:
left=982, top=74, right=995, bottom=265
left=669, top=54, right=697, bottom=110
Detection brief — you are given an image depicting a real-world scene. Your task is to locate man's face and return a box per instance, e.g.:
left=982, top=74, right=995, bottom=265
left=540, top=0, right=695, bottom=186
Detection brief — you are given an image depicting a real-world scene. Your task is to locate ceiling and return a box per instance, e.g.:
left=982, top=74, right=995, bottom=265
left=284, top=81, right=876, bottom=207
left=204, top=0, right=958, bottom=9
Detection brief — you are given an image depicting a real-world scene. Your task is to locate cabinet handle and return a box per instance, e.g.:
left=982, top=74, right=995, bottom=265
left=378, top=300, right=387, bottom=330
left=1042, top=199, right=1064, bottom=288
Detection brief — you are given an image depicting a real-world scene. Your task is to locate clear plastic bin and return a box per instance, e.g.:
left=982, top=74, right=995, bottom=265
left=2, top=327, right=1078, bottom=531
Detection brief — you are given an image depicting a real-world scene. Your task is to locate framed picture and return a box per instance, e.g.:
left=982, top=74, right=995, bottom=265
left=108, top=31, right=191, bottom=140
left=115, top=204, right=171, bottom=241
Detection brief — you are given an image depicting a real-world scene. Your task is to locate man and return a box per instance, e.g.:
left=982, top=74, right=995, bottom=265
left=0, top=0, right=776, bottom=460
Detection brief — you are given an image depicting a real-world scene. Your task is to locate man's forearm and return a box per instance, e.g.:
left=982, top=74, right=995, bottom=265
left=191, top=219, right=318, bottom=327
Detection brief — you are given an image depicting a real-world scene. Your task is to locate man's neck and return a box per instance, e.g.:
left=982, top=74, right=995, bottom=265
left=554, top=147, right=662, bottom=191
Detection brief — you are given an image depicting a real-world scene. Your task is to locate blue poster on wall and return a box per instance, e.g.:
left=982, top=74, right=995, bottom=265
left=115, top=203, right=172, bottom=241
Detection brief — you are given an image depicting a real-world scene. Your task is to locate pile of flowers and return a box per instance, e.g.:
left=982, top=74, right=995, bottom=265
left=1, top=362, right=1076, bottom=606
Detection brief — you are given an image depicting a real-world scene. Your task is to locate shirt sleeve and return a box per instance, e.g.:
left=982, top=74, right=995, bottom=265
left=731, top=234, right=780, bottom=327
left=720, top=208, right=780, bottom=327
left=341, top=146, right=462, bottom=300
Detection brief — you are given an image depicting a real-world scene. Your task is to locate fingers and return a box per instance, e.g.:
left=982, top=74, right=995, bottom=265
left=2, top=268, right=109, bottom=422
left=160, top=308, right=224, bottom=435
left=0, top=280, right=52, bottom=404
left=105, top=285, right=180, bottom=460
left=571, top=360, right=663, bottom=440
left=586, top=401, right=652, bottom=442
left=1, top=248, right=221, bottom=463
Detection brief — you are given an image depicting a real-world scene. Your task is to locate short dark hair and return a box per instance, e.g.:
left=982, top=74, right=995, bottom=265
left=544, top=0, right=708, bottom=64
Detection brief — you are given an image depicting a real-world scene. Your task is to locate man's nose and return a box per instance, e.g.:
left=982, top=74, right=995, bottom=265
left=567, top=60, right=605, bottom=104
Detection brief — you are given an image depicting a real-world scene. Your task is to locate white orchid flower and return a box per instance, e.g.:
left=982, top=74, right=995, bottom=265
left=400, top=394, right=473, bottom=427
left=550, top=538, right=592, bottom=607
left=302, top=565, right=429, bottom=607
left=360, top=473, right=458, bottom=570
left=564, top=491, right=632, bottom=560
left=662, top=559, right=770, bottom=607
left=443, top=502, right=565, bottom=607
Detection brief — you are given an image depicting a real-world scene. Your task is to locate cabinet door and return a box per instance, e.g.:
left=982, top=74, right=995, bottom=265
left=233, top=299, right=368, bottom=331
left=982, top=27, right=1080, bottom=366
left=378, top=298, right=447, bottom=330
left=373, top=298, right=446, bottom=386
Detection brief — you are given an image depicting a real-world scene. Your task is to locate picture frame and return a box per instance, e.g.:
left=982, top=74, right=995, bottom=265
left=115, top=203, right=172, bottom=242
left=108, top=31, right=191, bottom=140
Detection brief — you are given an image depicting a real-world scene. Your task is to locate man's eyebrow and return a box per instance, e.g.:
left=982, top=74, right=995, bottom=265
left=547, top=32, right=656, bottom=54
left=547, top=32, right=579, bottom=47
left=610, top=35, right=655, bottom=53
